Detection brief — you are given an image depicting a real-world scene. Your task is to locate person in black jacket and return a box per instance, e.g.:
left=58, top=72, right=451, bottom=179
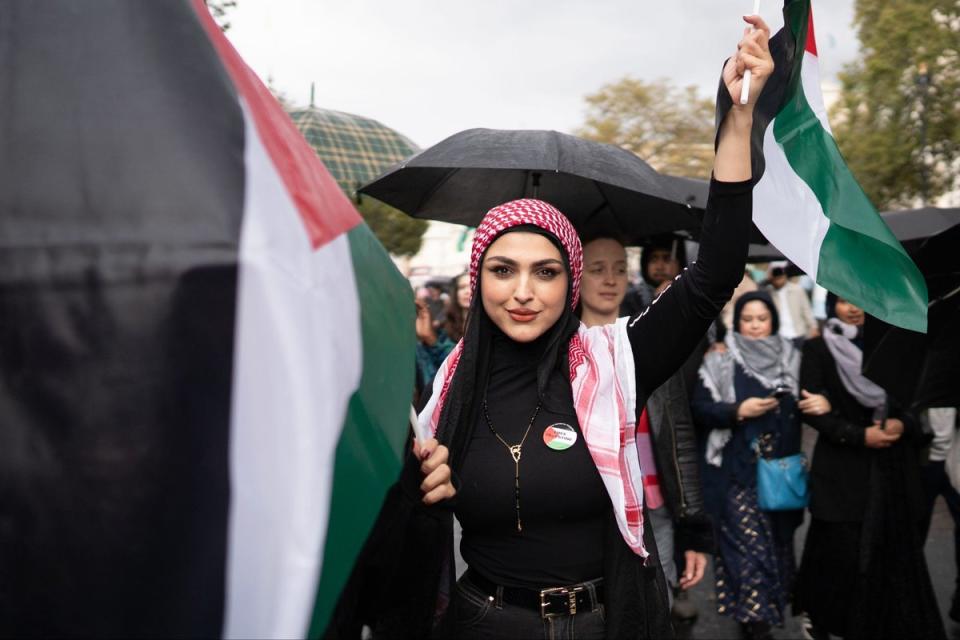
left=577, top=234, right=713, bottom=611
left=326, top=19, right=775, bottom=639
left=795, top=294, right=945, bottom=640
left=620, top=235, right=688, bottom=318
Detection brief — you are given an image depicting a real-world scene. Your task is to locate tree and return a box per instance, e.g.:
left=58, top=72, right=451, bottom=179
left=831, top=0, right=960, bottom=209
left=576, top=77, right=715, bottom=178
left=356, top=197, right=428, bottom=258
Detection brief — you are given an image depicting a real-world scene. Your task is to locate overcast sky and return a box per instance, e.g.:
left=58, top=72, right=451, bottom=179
left=226, top=1, right=860, bottom=149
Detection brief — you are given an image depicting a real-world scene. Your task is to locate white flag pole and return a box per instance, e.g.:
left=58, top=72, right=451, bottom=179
left=409, top=404, right=423, bottom=445
left=739, top=0, right=762, bottom=105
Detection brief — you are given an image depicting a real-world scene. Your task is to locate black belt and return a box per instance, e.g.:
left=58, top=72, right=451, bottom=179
left=465, top=570, right=604, bottom=618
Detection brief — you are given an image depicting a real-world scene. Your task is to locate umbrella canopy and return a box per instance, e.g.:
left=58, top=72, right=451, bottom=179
left=863, top=215, right=960, bottom=409
left=288, top=105, right=418, bottom=196
left=881, top=207, right=960, bottom=252
left=359, top=128, right=700, bottom=243
left=657, top=175, right=787, bottom=264
left=661, top=174, right=772, bottom=245
left=661, top=175, right=709, bottom=210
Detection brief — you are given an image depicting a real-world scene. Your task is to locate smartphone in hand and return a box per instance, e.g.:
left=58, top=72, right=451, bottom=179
left=767, top=385, right=791, bottom=399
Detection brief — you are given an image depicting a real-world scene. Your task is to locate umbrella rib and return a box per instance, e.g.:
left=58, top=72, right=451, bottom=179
left=931, top=283, right=960, bottom=306
left=587, top=179, right=629, bottom=238
left=551, top=130, right=563, bottom=173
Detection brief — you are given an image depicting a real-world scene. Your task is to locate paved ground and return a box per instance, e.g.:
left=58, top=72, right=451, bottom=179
left=677, top=426, right=960, bottom=639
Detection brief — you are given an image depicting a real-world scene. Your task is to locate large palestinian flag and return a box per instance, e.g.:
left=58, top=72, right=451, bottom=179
left=722, top=0, right=928, bottom=332
left=0, top=2, right=413, bottom=637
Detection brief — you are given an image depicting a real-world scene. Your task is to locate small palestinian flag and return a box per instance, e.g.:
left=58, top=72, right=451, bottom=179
left=0, top=1, right=413, bottom=638
left=720, top=0, right=928, bottom=332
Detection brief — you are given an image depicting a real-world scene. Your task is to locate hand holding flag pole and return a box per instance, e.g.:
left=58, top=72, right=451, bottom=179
left=740, top=0, right=762, bottom=105
left=716, top=0, right=927, bottom=333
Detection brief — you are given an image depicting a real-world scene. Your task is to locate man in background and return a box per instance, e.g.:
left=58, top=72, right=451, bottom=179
left=621, top=235, right=686, bottom=316
left=765, top=262, right=818, bottom=341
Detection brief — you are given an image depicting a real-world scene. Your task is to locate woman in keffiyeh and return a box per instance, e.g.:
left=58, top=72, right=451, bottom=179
left=692, top=291, right=826, bottom=639
left=327, top=16, right=775, bottom=640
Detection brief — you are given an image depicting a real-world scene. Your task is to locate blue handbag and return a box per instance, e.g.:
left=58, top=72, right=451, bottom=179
left=755, top=449, right=809, bottom=511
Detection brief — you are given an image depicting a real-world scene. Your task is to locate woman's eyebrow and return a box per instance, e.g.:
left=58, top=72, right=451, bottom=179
left=531, top=258, right=564, bottom=267
left=485, top=256, right=563, bottom=268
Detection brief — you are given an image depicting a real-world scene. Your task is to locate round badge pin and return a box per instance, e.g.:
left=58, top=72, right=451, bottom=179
left=543, top=423, right=578, bottom=451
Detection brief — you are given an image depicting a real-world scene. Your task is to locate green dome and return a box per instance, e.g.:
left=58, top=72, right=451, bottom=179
left=287, top=106, right=419, bottom=196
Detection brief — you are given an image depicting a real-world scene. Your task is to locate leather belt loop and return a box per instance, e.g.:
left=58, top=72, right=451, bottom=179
left=586, top=581, right=597, bottom=609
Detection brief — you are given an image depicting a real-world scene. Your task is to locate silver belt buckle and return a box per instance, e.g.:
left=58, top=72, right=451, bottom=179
left=539, top=585, right=584, bottom=618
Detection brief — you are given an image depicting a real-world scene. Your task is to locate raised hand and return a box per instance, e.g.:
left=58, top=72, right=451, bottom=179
left=714, top=14, right=775, bottom=181
left=722, top=14, right=775, bottom=110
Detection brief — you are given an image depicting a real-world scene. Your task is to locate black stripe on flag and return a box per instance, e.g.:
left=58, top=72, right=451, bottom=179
left=1, top=1, right=243, bottom=635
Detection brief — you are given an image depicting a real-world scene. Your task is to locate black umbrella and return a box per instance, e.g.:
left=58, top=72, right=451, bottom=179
left=881, top=207, right=960, bottom=252
left=658, top=175, right=786, bottom=265
left=863, top=213, right=960, bottom=409
left=660, top=175, right=709, bottom=209
left=661, top=174, right=773, bottom=245
left=359, top=128, right=700, bottom=243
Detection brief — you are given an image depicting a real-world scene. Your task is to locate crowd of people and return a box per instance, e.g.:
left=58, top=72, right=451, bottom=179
left=330, top=17, right=956, bottom=640
left=405, top=229, right=957, bottom=640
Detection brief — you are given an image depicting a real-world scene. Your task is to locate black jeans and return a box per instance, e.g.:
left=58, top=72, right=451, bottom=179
left=453, top=572, right=605, bottom=640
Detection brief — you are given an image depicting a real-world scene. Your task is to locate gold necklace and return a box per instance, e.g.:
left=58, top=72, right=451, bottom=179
left=481, top=398, right=542, bottom=533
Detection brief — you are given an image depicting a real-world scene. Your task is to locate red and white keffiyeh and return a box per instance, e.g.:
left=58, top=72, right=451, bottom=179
left=418, top=199, right=649, bottom=558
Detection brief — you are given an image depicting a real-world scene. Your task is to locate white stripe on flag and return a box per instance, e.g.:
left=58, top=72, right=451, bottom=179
left=753, top=52, right=832, bottom=280
left=224, top=102, right=363, bottom=639
left=800, top=53, right=832, bottom=135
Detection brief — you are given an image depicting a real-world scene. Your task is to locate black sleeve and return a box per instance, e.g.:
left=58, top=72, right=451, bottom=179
left=799, top=339, right=865, bottom=447
left=675, top=519, right=715, bottom=555
left=628, top=178, right=752, bottom=402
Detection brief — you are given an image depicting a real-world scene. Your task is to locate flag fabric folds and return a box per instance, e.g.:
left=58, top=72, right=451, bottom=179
left=0, top=1, right=414, bottom=637
left=718, top=0, right=928, bottom=332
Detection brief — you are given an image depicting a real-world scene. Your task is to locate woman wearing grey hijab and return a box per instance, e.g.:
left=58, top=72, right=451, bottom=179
left=692, top=291, right=828, bottom=639
left=795, top=294, right=943, bottom=640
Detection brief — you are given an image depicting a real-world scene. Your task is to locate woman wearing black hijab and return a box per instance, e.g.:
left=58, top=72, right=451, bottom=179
left=327, top=17, right=775, bottom=640
left=795, top=294, right=944, bottom=640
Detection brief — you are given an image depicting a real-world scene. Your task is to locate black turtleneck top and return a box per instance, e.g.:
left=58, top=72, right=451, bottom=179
left=454, top=179, right=752, bottom=589
left=456, top=331, right=609, bottom=587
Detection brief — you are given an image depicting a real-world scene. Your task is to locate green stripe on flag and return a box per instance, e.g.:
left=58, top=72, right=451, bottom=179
left=308, top=222, right=415, bottom=637
left=772, top=0, right=927, bottom=332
